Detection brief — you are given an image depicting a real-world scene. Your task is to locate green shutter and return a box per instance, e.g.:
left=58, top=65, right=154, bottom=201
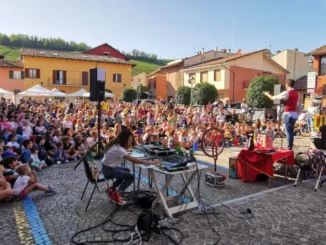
left=9, top=70, right=13, bottom=79
left=21, top=71, right=25, bottom=79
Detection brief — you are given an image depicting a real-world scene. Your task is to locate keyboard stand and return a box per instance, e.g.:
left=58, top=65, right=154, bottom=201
left=149, top=164, right=208, bottom=218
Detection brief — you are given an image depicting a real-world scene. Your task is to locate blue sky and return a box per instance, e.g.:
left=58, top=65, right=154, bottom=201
left=1, top=0, right=325, bottom=59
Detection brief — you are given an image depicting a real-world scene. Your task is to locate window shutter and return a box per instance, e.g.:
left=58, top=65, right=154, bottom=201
left=9, top=70, right=13, bottom=79
left=113, top=74, right=116, bottom=82
left=63, top=71, right=67, bottom=84
left=21, top=71, right=24, bottom=79
left=36, top=69, right=40, bottom=78
left=25, top=69, right=29, bottom=78
left=119, top=74, right=122, bottom=82
left=53, top=70, right=56, bottom=84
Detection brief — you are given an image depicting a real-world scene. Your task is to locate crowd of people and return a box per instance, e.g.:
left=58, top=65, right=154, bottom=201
left=0, top=95, right=310, bottom=203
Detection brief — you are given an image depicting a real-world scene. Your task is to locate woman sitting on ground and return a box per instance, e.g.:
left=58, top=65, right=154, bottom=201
left=101, top=130, right=160, bottom=205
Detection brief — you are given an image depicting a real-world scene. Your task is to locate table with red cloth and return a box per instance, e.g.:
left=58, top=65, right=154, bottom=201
left=236, top=149, right=295, bottom=182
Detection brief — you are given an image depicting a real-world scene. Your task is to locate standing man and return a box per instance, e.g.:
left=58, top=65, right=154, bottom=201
left=241, top=99, right=248, bottom=116
left=264, top=79, right=299, bottom=150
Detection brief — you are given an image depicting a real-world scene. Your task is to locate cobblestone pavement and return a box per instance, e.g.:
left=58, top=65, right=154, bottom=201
left=2, top=136, right=325, bottom=245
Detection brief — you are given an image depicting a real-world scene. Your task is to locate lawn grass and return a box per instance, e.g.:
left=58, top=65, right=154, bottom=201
left=0, top=45, right=21, bottom=60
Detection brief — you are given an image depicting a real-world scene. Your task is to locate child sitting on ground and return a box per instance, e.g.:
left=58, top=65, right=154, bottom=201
left=13, top=164, right=56, bottom=199
left=19, top=139, right=33, bottom=165
left=6, top=134, right=21, bottom=155
left=2, top=156, right=20, bottom=187
left=54, top=142, right=68, bottom=164
left=30, top=147, right=47, bottom=171
left=0, top=164, right=14, bottom=201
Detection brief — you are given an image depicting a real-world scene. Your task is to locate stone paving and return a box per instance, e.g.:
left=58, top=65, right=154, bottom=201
left=1, top=136, right=325, bottom=245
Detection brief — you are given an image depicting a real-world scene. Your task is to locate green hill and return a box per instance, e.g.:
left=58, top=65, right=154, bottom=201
left=0, top=45, right=167, bottom=76
left=0, top=45, right=21, bottom=60
left=130, top=60, right=161, bottom=76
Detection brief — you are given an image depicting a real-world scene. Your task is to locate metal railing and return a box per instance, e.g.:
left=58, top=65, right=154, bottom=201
left=47, top=78, right=88, bottom=87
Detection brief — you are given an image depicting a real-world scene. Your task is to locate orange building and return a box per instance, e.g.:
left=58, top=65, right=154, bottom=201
left=21, top=48, right=134, bottom=96
left=307, top=45, right=326, bottom=105
left=147, top=70, right=167, bottom=101
left=0, top=56, right=24, bottom=93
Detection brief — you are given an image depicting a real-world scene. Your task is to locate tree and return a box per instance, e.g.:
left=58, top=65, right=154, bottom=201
left=141, top=86, right=149, bottom=92
left=122, top=88, right=137, bottom=102
left=246, top=76, right=279, bottom=108
left=192, top=83, right=218, bottom=105
left=176, top=86, right=191, bottom=105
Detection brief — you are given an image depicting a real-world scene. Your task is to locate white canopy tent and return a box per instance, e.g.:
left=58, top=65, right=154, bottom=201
left=0, top=88, right=14, bottom=99
left=17, top=84, right=53, bottom=97
left=83, top=91, right=114, bottom=98
left=68, top=88, right=88, bottom=97
left=51, top=88, right=67, bottom=97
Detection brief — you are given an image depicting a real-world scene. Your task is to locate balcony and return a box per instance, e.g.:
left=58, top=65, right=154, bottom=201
left=47, top=78, right=88, bottom=87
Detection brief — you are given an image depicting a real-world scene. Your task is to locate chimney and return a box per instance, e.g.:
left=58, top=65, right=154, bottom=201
left=201, top=48, right=204, bottom=55
left=237, top=49, right=242, bottom=54
left=221, top=49, right=226, bottom=53
left=215, top=47, right=218, bottom=52
left=276, top=50, right=281, bottom=54
left=294, top=48, right=298, bottom=52
left=0, top=55, right=4, bottom=60
left=228, top=49, right=231, bottom=54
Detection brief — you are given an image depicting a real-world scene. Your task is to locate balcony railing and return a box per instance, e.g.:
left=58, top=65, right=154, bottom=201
left=47, top=78, right=88, bottom=87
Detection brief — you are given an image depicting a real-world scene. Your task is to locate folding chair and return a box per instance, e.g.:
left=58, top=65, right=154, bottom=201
left=80, top=159, right=117, bottom=211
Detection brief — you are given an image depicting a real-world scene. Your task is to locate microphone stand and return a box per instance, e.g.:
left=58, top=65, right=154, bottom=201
left=74, top=87, right=103, bottom=170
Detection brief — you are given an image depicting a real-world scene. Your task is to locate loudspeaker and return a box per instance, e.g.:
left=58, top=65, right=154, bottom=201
left=273, top=84, right=285, bottom=105
left=90, top=68, right=105, bottom=101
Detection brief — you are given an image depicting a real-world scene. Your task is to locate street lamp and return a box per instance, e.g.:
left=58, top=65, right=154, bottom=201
left=188, top=75, right=194, bottom=106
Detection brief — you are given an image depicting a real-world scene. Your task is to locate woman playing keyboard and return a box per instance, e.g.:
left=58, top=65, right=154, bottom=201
left=102, top=129, right=160, bottom=205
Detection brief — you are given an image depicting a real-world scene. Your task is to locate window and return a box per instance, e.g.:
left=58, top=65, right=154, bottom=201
left=320, top=56, right=326, bottom=75
left=214, top=69, right=221, bottom=81
left=25, top=68, right=40, bottom=78
left=200, top=71, right=208, bottom=82
left=218, top=93, right=224, bottom=100
left=53, top=70, right=67, bottom=85
left=9, top=71, right=24, bottom=80
left=154, top=80, right=156, bottom=89
left=82, top=71, right=89, bottom=86
left=189, top=73, right=195, bottom=84
left=113, top=74, right=122, bottom=83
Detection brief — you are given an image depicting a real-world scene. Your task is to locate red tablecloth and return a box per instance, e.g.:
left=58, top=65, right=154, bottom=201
left=236, top=149, right=295, bottom=182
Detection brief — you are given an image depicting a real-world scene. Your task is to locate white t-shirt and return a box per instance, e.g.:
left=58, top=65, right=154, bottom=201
left=13, top=175, right=30, bottom=195
left=63, top=121, right=73, bottom=129
left=23, top=126, right=33, bottom=137
left=7, top=141, right=20, bottom=148
left=216, top=114, right=226, bottom=122
left=102, top=145, right=128, bottom=168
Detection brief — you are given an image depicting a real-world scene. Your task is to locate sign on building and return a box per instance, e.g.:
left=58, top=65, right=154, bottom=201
left=307, top=72, right=317, bottom=89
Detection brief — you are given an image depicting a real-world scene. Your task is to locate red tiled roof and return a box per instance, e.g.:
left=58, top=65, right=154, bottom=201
left=21, top=48, right=135, bottom=67
left=307, top=45, right=326, bottom=56
left=185, top=49, right=269, bottom=69
left=0, top=60, right=23, bottom=68
left=294, top=75, right=307, bottom=90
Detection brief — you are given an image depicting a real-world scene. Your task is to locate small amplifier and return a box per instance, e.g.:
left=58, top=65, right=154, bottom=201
left=205, top=172, right=225, bottom=187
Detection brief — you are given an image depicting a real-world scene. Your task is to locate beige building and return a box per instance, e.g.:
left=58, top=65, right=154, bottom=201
left=272, top=49, right=311, bottom=103
left=182, top=49, right=288, bottom=103
left=271, top=49, right=310, bottom=80
left=131, top=72, right=148, bottom=89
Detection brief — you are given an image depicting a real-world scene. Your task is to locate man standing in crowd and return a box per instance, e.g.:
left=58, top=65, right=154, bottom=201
left=264, top=79, right=299, bottom=150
